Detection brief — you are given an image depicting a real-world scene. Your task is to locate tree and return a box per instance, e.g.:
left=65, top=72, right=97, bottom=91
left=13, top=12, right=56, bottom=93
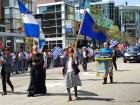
left=108, top=25, right=121, bottom=40
left=90, top=6, right=122, bottom=42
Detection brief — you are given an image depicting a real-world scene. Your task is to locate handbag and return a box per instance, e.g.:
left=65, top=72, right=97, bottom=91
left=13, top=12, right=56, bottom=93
left=61, top=68, right=65, bottom=75
left=75, top=64, right=80, bottom=75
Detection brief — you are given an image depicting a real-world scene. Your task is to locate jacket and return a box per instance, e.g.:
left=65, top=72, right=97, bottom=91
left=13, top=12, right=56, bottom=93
left=62, top=56, right=80, bottom=75
left=1, top=55, right=12, bottom=73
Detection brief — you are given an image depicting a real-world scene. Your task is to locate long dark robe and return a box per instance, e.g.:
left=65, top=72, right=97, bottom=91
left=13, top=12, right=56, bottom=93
left=28, top=53, right=46, bottom=95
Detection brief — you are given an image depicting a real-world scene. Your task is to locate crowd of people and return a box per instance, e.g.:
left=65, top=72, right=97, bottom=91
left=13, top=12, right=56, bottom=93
left=0, top=42, right=127, bottom=101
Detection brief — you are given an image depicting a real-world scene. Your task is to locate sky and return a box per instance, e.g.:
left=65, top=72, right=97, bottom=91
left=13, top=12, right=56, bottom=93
left=103, top=0, right=140, bottom=6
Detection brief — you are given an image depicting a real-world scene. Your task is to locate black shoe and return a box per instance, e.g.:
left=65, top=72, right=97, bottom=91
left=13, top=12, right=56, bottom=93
left=103, top=78, right=107, bottom=84
left=110, top=77, right=113, bottom=83
left=68, top=97, right=72, bottom=101
left=11, top=87, right=14, bottom=92
left=102, top=82, right=107, bottom=84
left=27, top=94, right=34, bottom=97
left=2, top=92, right=7, bottom=95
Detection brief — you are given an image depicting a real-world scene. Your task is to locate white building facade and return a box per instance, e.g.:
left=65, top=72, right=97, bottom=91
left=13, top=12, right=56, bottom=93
left=37, top=2, right=76, bottom=49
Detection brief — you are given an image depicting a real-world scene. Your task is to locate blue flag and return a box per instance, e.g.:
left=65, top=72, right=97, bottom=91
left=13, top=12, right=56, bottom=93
left=17, top=0, right=39, bottom=38
left=110, top=39, right=118, bottom=47
left=39, top=39, right=45, bottom=52
left=80, top=11, right=106, bottom=42
left=51, top=47, right=62, bottom=59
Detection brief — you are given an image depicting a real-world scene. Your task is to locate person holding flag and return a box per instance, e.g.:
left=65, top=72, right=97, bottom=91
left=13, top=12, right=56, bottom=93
left=17, top=0, right=46, bottom=97
left=62, top=48, right=81, bottom=101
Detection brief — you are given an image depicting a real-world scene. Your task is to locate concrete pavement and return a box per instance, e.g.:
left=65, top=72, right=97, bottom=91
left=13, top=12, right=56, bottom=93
left=0, top=58, right=140, bottom=105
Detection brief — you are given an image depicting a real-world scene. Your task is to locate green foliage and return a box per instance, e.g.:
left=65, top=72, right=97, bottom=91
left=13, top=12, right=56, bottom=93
left=108, top=25, right=121, bottom=40
left=90, top=5, right=103, bottom=19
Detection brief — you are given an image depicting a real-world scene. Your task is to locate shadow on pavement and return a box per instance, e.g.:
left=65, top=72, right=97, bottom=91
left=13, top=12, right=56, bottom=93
left=82, top=79, right=102, bottom=81
left=6, top=91, right=27, bottom=95
left=113, top=82, right=140, bottom=84
left=78, top=90, right=98, bottom=96
left=116, top=70, right=132, bottom=72
left=77, top=97, right=114, bottom=101
left=46, top=90, right=98, bottom=97
left=46, top=78, right=63, bottom=80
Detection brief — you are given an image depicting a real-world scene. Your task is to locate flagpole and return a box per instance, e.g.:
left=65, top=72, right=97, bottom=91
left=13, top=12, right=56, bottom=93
left=74, top=10, right=86, bottom=57
left=74, top=0, right=90, bottom=53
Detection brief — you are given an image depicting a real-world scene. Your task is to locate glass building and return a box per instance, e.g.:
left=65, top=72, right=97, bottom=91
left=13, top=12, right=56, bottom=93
left=0, top=0, right=5, bottom=32
left=1, top=0, right=33, bottom=51
left=37, top=1, right=75, bottom=49
left=4, top=0, right=33, bottom=33
left=119, top=5, right=140, bottom=43
left=90, top=0, right=119, bottom=25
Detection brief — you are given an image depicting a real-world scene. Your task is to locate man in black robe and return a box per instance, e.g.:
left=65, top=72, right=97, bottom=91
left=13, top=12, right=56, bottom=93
left=27, top=45, right=46, bottom=97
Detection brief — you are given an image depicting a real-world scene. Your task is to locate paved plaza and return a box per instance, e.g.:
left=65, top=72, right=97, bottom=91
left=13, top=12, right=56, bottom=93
left=0, top=58, right=140, bottom=105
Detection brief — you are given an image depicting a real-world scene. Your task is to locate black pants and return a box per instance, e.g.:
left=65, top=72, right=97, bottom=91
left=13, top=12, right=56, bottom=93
left=82, top=58, right=87, bottom=71
left=67, top=87, right=77, bottom=99
left=113, top=58, right=117, bottom=70
left=1, top=71, right=13, bottom=93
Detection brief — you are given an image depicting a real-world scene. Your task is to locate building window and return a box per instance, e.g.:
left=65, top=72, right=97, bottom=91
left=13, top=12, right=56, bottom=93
left=56, top=12, right=61, bottom=18
left=43, top=13, right=55, bottom=20
left=5, top=8, right=10, bottom=18
left=47, top=6, right=55, bottom=12
left=43, top=20, right=56, bottom=27
left=0, top=27, right=5, bottom=32
left=39, top=6, right=47, bottom=14
left=43, top=27, right=56, bottom=34
left=48, top=34, right=57, bottom=38
left=56, top=5, right=61, bottom=11
left=56, top=19, right=62, bottom=26
left=4, top=0, right=9, bottom=6
left=57, top=27, right=62, bottom=33
left=57, top=34, right=62, bottom=37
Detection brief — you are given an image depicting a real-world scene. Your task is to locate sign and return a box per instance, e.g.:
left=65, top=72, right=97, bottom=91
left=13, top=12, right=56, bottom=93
left=96, top=17, right=113, bottom=29
left=65, top=20, right=73, bottom=33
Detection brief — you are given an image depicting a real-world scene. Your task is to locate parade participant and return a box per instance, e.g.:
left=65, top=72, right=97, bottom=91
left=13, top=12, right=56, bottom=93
left=81, top=47, right=88, bottom=72
left=112, top=46, right=118, bottom=71
left=0, top=47, right=14, bottom=95
left=27, top=45, right=46, bottom=97
left=62, top=48, right=81, bottom=101
left=100, top=42, right=113, bottom=84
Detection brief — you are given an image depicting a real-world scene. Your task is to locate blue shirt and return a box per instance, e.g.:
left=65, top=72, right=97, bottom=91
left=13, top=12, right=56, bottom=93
left=100, top=48, right=112, bottom=53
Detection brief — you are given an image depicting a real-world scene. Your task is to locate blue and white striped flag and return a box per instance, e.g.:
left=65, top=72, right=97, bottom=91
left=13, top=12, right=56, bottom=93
left=51, top=47, right=62, bottom=59
left=17, top=0, right=39, bottom=38
left=110, top=39, right=118, bottom=47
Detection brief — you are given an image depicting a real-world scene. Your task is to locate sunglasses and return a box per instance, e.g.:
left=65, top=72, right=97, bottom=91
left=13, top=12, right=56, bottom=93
left=4, top=49, right=9, bottom=51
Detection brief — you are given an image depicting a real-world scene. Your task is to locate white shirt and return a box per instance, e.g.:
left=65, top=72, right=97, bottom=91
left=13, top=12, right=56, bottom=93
left=83, top=51, right=86, bottom=58
left=67, top=57, right=73, bottom=72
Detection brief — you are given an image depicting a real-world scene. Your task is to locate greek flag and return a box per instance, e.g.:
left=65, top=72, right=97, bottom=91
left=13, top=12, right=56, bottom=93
left=51, top=47, right=62, bottom=59
left=17, top=0, right=39, bottom=38
left=110, top=39, right=118, bottom=47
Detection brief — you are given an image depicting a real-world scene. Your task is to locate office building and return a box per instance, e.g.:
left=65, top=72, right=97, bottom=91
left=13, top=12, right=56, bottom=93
left=37, top=1, right=75, bottom=49
left=0, top=0, right=33, bottom=51
left=119, top=5, right=140, bottom=43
